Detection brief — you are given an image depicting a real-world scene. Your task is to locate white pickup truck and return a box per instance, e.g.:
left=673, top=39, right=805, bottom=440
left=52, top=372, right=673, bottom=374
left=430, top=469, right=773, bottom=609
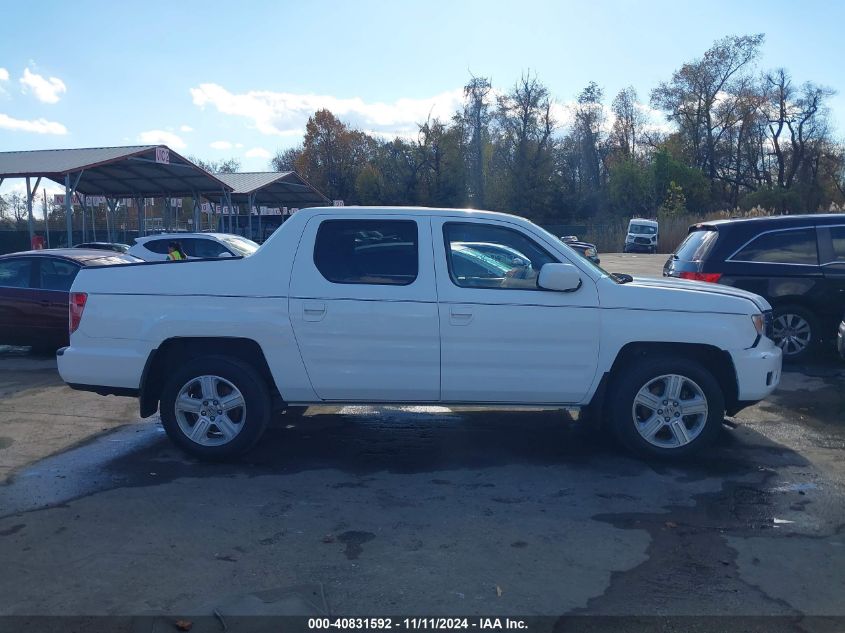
left=57, top=207, right=782, bottom=460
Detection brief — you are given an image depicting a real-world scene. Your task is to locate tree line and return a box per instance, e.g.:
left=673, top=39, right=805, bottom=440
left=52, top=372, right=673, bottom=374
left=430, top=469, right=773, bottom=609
left=268, top=34, right=844, bottom=224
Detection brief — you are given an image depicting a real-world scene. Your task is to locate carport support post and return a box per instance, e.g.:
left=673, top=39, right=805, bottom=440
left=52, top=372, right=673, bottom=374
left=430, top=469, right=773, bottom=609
left=137, top=197, right=145, bottom=238
left=248, top=192, right=254, bottom=240
left=192, top=194, right=200, bottom=232
left=106, top=198, right=117, bottom=243
left=80, top=194, right=87, bottom=242
left=26, top=177, right=34, bottom=245
left=64, top=174, right=73, bottom=247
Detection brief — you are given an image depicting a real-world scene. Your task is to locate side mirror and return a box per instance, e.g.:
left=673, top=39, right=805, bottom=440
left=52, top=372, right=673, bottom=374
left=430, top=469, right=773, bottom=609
left=511, top=257, right=527, bottom=267
left=538, top=263, right=581, bottom=292
left=218, top=251, right=234, bottom=258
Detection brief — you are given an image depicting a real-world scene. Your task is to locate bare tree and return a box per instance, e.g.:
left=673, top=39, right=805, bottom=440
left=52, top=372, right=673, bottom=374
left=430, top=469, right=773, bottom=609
left=611, top=86, right=646, bottom=158
left=461, top=75, right=493, bottom=207
left=652, top=34, right=765, bottom=192
left=271, top=147, right=303, bottom=172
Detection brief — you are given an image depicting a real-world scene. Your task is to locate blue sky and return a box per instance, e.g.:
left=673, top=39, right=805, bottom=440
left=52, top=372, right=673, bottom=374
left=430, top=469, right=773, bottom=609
left=1, top=0, right=843, bottom=194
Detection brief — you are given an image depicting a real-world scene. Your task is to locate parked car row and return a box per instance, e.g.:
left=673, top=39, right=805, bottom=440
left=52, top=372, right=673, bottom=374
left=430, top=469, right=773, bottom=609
left=0, top=232, right=260, bottom=351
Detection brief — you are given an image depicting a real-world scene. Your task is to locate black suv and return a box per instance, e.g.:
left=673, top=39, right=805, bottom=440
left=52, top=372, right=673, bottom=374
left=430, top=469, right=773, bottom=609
left=663, top=214, right=845, bottom=361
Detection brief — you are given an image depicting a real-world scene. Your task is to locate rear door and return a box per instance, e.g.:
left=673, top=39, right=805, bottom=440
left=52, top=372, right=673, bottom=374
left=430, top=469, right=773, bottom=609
left=817, top=224, right=845, bottom=319
left=0, top=257, right=38, bottom=345
left=34, top=257, right=80, bottom=345
left=289, top=215, right=440, bottom=401
left=721, top=226, right=823, bottom=307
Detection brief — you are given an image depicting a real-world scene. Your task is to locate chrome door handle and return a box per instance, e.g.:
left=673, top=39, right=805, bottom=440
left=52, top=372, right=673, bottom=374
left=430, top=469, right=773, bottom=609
left=303, top=302, right=327, bottom=322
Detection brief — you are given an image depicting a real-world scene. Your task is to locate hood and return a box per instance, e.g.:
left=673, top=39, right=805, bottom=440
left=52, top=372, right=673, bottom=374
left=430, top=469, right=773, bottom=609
left=601, top=275, right=770, bottom=313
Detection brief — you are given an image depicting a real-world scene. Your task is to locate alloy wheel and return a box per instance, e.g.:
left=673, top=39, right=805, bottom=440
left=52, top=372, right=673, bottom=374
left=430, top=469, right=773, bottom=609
left=174, top=375, right=247, bottom=446
left=631, top=373, right=709, bottom=449
left=772, top=313, right=812, bottom=357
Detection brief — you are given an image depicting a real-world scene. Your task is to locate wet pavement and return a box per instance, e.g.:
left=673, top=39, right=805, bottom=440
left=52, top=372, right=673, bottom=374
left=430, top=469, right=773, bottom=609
left=1, top=363, right=845, bottom=623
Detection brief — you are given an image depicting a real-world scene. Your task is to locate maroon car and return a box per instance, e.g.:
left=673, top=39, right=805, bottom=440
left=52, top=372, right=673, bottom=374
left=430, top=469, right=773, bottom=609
left=0, top=249, right=141, bottom=352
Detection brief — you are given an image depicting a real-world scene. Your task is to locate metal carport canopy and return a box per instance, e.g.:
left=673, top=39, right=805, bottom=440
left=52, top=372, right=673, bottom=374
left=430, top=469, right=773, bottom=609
left=0, top=145, right=234, bottom=243
left=208, top=171, right=330, bottom=207
left=0, top=145, right=232, bottom=197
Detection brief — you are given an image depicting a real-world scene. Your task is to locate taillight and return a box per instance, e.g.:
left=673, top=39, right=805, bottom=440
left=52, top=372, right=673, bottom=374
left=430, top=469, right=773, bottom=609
left=678, top=271, right=722, bottom=283
left=69, top=292, right=88, bottom=334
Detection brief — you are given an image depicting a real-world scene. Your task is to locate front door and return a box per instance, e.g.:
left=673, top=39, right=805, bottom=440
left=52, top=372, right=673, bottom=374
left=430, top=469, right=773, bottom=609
left=289, top=215, right=440, bottom=401
left=0, top=257, right=38, bottom=346
left=433, top=218, right=601, bottom=404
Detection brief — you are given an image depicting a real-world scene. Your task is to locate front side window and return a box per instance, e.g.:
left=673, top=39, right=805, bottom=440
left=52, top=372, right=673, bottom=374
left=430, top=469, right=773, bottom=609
left=444, top=223, right=556, bottom=289
left=732, top=228, right=818, bottom=265
left=39, top=258, right=80, bottom=291
left=0, top=258, right=33, bottom=289
left=314, top=219, right=418, bottom=285
left=186, top=238, right=228, bottom=258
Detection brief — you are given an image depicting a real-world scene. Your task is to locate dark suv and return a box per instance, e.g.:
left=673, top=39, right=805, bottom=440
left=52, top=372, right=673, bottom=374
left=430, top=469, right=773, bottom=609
left=663, top=214, right=845, bottom=361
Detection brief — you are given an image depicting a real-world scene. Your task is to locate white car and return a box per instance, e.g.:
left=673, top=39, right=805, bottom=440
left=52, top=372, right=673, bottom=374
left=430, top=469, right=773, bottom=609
left=58, top=206, right=782, bottom=461
left=128, top=233, right=259, bottom=261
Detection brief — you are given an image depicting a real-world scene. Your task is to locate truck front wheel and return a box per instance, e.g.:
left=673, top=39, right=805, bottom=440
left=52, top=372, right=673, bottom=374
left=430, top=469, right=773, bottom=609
left=610, top=356, right=725, bottom=459
left=160, top=355, right=271, bottom=460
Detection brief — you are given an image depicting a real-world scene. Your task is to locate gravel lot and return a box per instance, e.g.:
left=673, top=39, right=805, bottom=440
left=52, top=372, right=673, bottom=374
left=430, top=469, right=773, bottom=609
left=1, top=254, right=844, bottom=628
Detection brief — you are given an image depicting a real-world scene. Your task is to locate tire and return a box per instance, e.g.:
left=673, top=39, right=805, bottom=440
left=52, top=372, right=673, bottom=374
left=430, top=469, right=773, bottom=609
left=609, top=355, right=725, bottom=460
left=772, top=305, right=819, bottom=362
left=160, top=355, right=271, bottom=460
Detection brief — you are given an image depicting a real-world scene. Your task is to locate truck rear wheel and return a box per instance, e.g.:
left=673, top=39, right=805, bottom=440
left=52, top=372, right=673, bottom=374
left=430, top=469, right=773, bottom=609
left=610, top=355, right=725, bottom=459
left=160, top=355, right=271, bottom=460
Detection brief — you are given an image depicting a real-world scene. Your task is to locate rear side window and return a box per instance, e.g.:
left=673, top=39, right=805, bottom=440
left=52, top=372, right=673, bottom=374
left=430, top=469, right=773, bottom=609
left=39, top=258, right=80, bottom=291
left=143, top=239, right=171, bottom=255
left=732, top=228, right=818, bottom=265
left=674, top=229, right=719, bottom=262
left=0, top=259, right=33, bottom=288
left=827, top=226, right=845, bottom=263
left=314, top=219, right=418, bottom=286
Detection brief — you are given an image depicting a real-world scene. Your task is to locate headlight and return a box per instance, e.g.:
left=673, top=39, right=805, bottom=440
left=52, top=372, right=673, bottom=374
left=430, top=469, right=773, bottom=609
left=584, top=248, right=596, bottom=257
left=751, top=314, right=765, bottom=336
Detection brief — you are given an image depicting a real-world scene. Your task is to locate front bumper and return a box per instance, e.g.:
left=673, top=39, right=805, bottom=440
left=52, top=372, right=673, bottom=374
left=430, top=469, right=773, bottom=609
left=624, top=242, right=655, bottom=252
left=730, top=338, right=783, bottom=402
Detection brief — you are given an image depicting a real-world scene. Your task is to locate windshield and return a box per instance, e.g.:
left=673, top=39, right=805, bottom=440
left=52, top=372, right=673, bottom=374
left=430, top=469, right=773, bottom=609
left=629, top=224, right=658, bottom=235
left=219, top=235, right=260, bottom=256
left=527, top=223, right=617, bottom=281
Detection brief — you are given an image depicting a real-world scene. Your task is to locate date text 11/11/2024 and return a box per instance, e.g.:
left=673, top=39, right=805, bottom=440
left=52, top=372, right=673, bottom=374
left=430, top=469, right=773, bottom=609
left=308, top=618, right=528, bottom=630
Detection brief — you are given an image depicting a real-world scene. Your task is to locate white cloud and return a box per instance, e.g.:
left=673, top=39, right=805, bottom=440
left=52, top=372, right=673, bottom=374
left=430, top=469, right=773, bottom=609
left=190, top=82, right=464, bottom=139
left=179, top=124, right=193, bottom=132
left=20, top=68, right=67, bottom=104
left=137, top=129, right=186, bottom=149
left=245, top=147, right=271, bottom=159
left=0, top=68, right=9, bottom=82
left=0, top=112, right=67, bottom=134
left=210, top=140, right=232, bottom=149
